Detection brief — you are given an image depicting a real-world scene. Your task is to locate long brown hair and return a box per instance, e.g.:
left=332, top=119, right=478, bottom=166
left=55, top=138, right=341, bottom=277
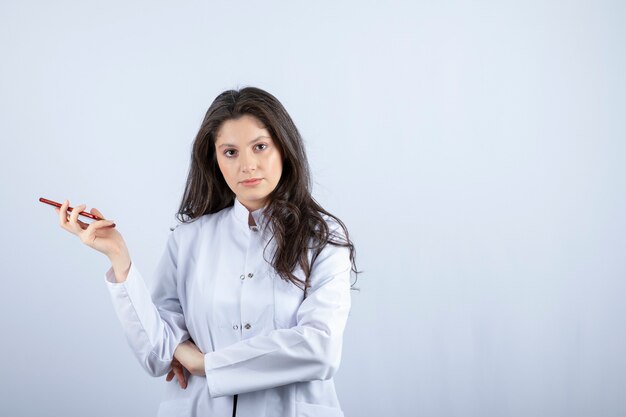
left=175, top=86, right=360, bottom=297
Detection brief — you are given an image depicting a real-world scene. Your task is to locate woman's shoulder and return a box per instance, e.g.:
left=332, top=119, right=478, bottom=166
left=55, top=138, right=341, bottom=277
left=309, top=213, right=352, bottom=279
left=318, top=212, right=348, bottom=241
left=169, top=207, right=231, bottom=238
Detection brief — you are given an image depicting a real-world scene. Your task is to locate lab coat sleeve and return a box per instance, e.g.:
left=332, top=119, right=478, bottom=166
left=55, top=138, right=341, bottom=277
left=203, top=229, right=352, bottom=398
left=103, top=231, right=190, bottom=377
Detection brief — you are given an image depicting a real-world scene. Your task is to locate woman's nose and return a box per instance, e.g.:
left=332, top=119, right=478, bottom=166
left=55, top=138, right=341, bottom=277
left=241, top=151, right=257, bottom=172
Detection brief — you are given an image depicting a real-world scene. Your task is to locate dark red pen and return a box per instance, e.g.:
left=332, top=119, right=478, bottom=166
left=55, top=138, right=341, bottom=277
left=39, top=197, right=116, bottom=228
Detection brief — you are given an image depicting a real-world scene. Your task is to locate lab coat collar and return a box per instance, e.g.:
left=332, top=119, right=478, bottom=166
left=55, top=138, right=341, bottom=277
left=233, top=197, right=269, bottom=233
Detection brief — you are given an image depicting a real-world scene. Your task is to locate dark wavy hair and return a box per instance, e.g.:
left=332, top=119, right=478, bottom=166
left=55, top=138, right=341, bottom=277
left=175, top=86, right=360, bottom=297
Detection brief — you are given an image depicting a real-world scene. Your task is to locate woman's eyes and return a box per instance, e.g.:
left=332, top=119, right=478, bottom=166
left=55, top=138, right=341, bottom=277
left=224, top=144, right=268, bottom=157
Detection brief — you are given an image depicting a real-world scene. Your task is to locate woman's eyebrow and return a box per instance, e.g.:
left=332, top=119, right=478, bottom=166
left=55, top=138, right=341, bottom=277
left=218, top=135, right=270, bottom=148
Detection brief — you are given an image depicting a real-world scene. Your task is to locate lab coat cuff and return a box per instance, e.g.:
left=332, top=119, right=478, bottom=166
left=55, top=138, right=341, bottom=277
left=104, top=261, right=137, bottom=286
left=204, top=352, right=222, bottom=398
left=103, top=262, right=149, bottom=306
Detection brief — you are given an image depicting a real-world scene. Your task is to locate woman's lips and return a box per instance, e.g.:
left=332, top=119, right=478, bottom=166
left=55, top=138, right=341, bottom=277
left=241, top=178, right=262, bottom=186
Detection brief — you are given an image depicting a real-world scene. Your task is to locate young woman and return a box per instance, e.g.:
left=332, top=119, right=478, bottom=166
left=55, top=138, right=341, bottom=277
left=54, top=86, right=359, bottom=417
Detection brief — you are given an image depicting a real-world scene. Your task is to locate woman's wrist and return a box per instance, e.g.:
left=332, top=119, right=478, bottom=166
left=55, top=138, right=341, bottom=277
left=108, top=248, right=131, bottom=283
left=174, top=340, right=206, bottom=376
left=195, top=353, right=206, bottom=376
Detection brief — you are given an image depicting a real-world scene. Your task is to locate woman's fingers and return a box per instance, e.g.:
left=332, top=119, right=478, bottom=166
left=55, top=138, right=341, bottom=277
left=173, top=364, right=187, bottom=389
left=85, top=219, right=115, bottom=235
left=56, top=201, right=111, bottom=242
left=166, top=359, right=187, bottom=389
left=69, top=203, right=86, bottom=230
left=56, top=200, right=84, bottom=233
left=91, top=207, right=105, bottom=219
left=89, top=208, right=115, bottom=229
left=77, top=218, right=89, bottom=230
left=57, top=200, right=69, bottom=227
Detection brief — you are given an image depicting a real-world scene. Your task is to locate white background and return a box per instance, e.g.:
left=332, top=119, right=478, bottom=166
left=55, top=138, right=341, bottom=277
left=1, top=1, right=624, bottom=416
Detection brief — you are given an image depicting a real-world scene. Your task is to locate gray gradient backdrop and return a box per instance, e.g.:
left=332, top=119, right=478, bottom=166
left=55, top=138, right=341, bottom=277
left=1, top=1, right=625, bottom=416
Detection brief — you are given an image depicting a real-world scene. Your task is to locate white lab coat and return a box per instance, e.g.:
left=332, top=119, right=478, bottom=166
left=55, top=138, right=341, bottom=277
left=104, top=197, right=352, bottom=417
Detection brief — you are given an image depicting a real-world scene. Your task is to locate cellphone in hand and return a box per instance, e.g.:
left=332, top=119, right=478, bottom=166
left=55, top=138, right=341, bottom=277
left=39, top=197, right=116, bottom=228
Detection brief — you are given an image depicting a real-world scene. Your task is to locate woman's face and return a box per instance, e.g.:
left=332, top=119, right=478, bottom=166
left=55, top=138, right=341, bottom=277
left=214, top=114, right=283, bottom=212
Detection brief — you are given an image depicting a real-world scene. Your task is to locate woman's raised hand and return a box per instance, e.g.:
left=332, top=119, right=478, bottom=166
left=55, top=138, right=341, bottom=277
left=55, top=199, right=128, bottom=260
left=56, top=199, right=131, bottom=282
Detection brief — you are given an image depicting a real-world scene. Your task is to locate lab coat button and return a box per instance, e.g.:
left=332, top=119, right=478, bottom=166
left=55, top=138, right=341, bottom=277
left=247, top=273, right=254, bottom=278
left=233, top=324, right=239, bottom=330
left=240, top=274, right=245, bottom=280
left=244, top=323, right=251, bottom=330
